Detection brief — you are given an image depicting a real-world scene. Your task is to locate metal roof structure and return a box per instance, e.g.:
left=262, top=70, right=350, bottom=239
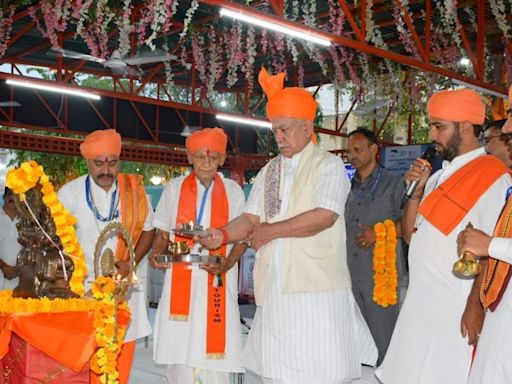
left=0, top=1, right=510, bottom=170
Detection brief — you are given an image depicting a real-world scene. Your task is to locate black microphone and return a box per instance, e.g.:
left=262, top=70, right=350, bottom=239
left=403, top=146, right=436, bottom=200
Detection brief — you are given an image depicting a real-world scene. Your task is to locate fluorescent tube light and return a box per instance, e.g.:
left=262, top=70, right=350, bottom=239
left=6, top=79, right=101, bottom=100
left=217, top=113, right=272, bottom=128
left=220, top=8, right=331, bottom=47
left=452, top=79, right=507, bottom=99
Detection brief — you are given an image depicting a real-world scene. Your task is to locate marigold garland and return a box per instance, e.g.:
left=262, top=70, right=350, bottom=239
left=89, top=276, right=130, bottom=384
left=0, top=290, right=101, bottom=313
left=5, top=160, right=87, bottom=296
left=372, top=219, right=398, bottom=307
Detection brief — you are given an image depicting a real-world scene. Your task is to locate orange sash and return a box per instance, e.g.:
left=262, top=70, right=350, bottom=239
left=482, top=196, right=512, bottom=310
left=418, top=155, right=508, bottom=235
left=114, top=174, right=148, bottom=261
left=170, top=172, right=229, bottom=358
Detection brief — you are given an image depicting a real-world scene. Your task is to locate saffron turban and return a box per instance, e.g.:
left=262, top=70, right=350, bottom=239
left=427, top=88, right=485, bottom=125
left=258, top=67, right=317, bottom=121
left=80, top=129, right=122, bottom=159
left=186, top=127, right=227, bottom=154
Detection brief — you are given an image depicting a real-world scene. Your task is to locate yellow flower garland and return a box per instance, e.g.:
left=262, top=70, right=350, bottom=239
left=6, top=161, right=87, bottom=296
left=372, top=219, right=398, bottom=307
left=0, top=290, right=101, bottom=313
left=89, top=276, right=129, bottom=384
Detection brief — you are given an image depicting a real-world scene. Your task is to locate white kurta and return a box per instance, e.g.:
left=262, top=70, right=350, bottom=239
left=243, top=149, right=377, bottom=382
left=0, top=209, right=20, bottom=290
left=152, top=173, right=245, bottom=373
left=58, top=175, right=154, bottom=342
left=467, top=236, right=512, bottom=383
left=376, top=148, right=511, bottom=384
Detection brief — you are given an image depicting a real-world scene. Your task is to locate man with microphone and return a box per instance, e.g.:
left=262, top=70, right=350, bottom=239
left=376, top=88, right=511, bottom=384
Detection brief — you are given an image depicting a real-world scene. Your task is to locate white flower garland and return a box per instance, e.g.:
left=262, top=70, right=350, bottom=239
left=163, top=43, right=175, bottom=91
left=243, top=25, right=257, bottom=95
left=489, top=0, right=511, bottom=40
left=116, top=0, right=132, bottom=58
left=180, top=0, right=199, bottom=41
left=207, top=25, right=222, bottom=93
left=74, top=0, right=94, bottom=38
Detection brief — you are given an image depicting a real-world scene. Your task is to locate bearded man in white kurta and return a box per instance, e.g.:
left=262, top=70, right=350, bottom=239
left=58, top=129, right=155, bottom=384
left=200, top=68, right=377, bottom=384
left=376, top=89, right=511, bottom=384
left=457, top=86, right=512, bottom=384
left=149, top=127, right=246, bottom=384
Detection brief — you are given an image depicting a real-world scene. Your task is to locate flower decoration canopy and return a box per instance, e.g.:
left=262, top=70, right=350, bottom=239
left=0, top=0, right=510, bottom=163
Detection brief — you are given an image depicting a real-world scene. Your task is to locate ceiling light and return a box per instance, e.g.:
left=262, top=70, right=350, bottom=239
left=150, top=175, right=163, bottom=185
left=6, top=79, right=101, bottom=100
left=217, top=113, right=272, bottom=128
left=459, top=57, right=471, bottom=66
left=452, top=79, right=508, bottom=99
left=220, top=8, right=331, bottom=47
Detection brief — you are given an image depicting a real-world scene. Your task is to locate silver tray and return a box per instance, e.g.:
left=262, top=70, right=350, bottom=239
left=157, top=253, right=221, bottom=267
left=172, top=228, right=209, bottom=237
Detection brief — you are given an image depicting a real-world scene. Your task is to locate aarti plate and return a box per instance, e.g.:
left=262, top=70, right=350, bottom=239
left=157, top=253, right=222, bottom=267
left=172, top=228, right=209, bottom=237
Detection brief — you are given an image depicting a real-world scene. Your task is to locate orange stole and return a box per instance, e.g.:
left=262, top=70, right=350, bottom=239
left=114, top=174, right=148, bottom=261
left=418, top=155, right=508, bottom=235
left=481, top=197, right=512, bottom=311
left=170, top=172, right=229, bottom=358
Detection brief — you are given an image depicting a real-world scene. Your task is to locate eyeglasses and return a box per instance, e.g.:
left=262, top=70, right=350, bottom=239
left=483, top=134, right=509, bottom=145
left=191, top=152, right=222, bottom=163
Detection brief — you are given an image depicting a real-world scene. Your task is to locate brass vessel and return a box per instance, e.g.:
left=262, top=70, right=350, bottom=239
left=168, top=240, right=190, bottom=256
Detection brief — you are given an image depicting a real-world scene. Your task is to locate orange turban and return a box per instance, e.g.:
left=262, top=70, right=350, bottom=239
left=427, top=88, right=485, bottom=125
left=80, top=129, right=122, bottom=159
left=258, top=67, right=317, bottom=121
left=186, top=127, right=227, bottom=154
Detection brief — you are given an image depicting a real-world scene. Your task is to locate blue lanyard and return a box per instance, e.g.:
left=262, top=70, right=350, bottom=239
left=351, top=166, right=383, bottom=199
left=506, top=186, right=512, bottom=202
left=85, top=176, right=119, bottom=222
left=195, top=184, right=210, bottom=225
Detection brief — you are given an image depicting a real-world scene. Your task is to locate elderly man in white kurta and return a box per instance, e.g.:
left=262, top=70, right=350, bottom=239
left=201, top=68, right=377, bottom=384
left=457, top=86, right=512, bottom=384
left=376, top=89, right=512, bottom=384
left=58, top=129, right=155, bottom=384
left=149, top=127, right=246, bottom=384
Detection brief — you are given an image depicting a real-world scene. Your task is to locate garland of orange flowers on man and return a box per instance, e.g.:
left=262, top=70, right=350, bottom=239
left=1, top=160, right=129, bottom=384
left=373, top=219, right=398, bottom=307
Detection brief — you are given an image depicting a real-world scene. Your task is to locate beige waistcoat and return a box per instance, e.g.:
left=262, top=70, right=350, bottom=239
left=253, top=143, right=351, bottom=306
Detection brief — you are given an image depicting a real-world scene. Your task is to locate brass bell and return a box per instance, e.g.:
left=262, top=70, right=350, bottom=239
left=453, top=222, right=481, bottom=279
left=100, top=248, right=116, bottom=277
